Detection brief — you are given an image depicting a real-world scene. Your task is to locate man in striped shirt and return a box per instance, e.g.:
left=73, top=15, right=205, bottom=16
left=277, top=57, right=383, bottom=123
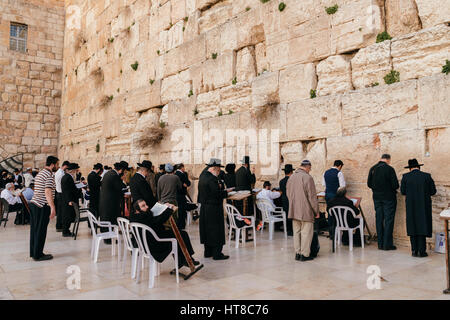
left=29, top=156, right=59, bottom=261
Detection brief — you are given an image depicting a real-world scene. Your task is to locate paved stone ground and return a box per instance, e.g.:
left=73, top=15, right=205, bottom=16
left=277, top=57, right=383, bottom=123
left=0, top=212, right=449, bottom=300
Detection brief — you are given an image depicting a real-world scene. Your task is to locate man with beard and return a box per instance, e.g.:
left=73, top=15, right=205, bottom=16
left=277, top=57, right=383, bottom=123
left=87, top=163, right=103, bottom=218
left=99, top=161, right=130, bottom=244
left=61, top=163, right=82, bottom=237
left=29, top=156, right=59, bottom=261
left=198, top=158, right=234, bottom=260
left=130, top=160, right=156, bottom=209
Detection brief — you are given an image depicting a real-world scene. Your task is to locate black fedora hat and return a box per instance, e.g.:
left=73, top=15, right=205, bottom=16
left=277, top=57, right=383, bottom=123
left=114, top=161, right=131, bottom=171
left=68, top=162, right=80, bottom=170
left=137, top=160, right=153, bottom=169
left=206, top=158, right=224, bottom=167
left=240, top=156, right=253, bottom=164
left=282, top=164, right=293, bottom=173
left=93, top=163, right=103, bottom=170
left=159, top=164, right=165, bottom=170
left=404, top=158, right=424, bottom=169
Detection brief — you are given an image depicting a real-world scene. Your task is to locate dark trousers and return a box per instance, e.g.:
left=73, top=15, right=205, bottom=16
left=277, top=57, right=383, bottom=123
left=410, top=235, right=426, bottom=254
left=204, top=245, right=223, bottom=258
left=62, top=206, right=75, bottom=233
left=29, top=203, right=50, bottom=259
left=55, top=192, right=63, bottom=230
left=374, top=198, right=397, bottom=249
left=177, top=199, right=187, bottom=230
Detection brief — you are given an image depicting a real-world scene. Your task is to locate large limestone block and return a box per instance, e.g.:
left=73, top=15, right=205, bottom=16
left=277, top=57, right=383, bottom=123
left=236, top=47, right=256, bottom=83
left=171, top=0, right=186, bottom=24
left=391, top=24, right=450, bottom=81
left=198, top=1, right=233, bottom=34
left=255, top=42, right=268, bottom=74
left=316, top=55, right=353, bottom=96
left=168, top=97, right=196, bottom=125
left=159, top=21, right=184, bottom=52
left=235, top=9, right=264, bottom=50
left=385, top=0, right=421, bottom=37
left=279, top=63, right=317, bottom=103
left=163, top=35, right=206, bottom=77
left=351, top=40, right=392, bottom=89
left=219, top=84, right=252, bottom=114
left=418, top=74, right=450, bottom=128
left=202, top=51, right=235, bottom=91
left=415, top=0, right=450, bottom=28
left=251, top=71, right=279, bottom=110
left=160, top=70, right=192, bottom=104
left=341, top=80, right=419, bottom=135
left=196, top=90, right=221, bottom=119
left=424, top=127, right=450, bottom=183
left=286, top=95, right=342, bottom=141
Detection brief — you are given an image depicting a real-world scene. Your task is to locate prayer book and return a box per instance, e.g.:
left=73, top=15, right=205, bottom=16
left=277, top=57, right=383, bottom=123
left=151, top=202, right=169, bottom=217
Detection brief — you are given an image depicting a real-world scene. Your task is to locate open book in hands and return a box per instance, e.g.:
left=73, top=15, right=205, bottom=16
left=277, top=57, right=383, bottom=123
left=151, top=202, right=178, bottom=217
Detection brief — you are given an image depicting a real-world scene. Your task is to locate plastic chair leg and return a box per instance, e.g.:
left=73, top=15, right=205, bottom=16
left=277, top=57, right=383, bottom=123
left=111, top=238, right=116, bottom=257
left=235, top=229, right=240, bottom=248
left=131, top=250, right=138, bottom=279
left=90, top=238, right=95, bottom=259
left=135, top=254, right=141, bottom=284
left=349, top=229, right=353, bottom=251
left=283, top=217, right=287, bottom=239
left=242, top=229, right=246, bottom=247
left=334, top=228, right=338, bottom=252
left=228, top=227, right=232, bottom=247
left=121, top=247, right=127, bottom=274
left=148, top=258, right=155, bottom=289
left=117, top=236, right=122, bottom=263
left=94, top=238, right=101, bottom=263
left=269, top=222, right=274, bottom=240
left=173, top=251, right=179, bottom=284
left=252, top=225, right=256, bottom=247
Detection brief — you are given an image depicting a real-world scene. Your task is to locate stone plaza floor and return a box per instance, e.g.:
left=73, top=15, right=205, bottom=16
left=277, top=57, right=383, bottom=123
left=0, top=213, right=449, bottom=300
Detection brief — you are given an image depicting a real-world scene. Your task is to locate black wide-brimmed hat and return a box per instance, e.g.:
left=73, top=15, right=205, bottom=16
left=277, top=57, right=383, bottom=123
left=225, top=163, right=236, bottom=173
left=137, top=160, right=153, bottom=169
left=68, top=163, right=80, bottom=170
left=404, top=158, right=424, bottom=169
left=93, top=163, right=103, bottom=170
left=282, top=164, right=293, bottom=173
left=159, top=164, right=165, bottom=170
left=114, top=161, right=131, bottom=171
left=206, top=158, right=224, bottom=167
left=240, top=156, right=253, bottom=164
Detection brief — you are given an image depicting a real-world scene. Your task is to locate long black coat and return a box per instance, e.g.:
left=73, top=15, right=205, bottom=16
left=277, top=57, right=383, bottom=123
left=235, top=166, right=255, bottom=191
left=367, top=161, right=399, bottom=200
left=129, top=173, right=156, bottom=208
left=129, top=208, right=194, bottom=263
left=400, top=170, right=436, bottom=237
left=99, top=170, right=125, bottom=224
left=279, top=175, right=290, bottom=214
left=198, top=170, right=228, bottom=247
left=61, top=173, right=81, bottom=225
left=87, top=171, right=101, bottom=214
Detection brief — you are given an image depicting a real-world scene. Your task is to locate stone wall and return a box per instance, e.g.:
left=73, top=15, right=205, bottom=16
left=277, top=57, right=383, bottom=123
left=0, top=0, right=64, bottom=168
left=60, top=0, right=450, bottom=246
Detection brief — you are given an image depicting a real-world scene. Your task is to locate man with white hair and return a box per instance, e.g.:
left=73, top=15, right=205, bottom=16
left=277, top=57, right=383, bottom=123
left=1, top=183, right=24, bottom=223
left=23, top=167, right=34, bottom=188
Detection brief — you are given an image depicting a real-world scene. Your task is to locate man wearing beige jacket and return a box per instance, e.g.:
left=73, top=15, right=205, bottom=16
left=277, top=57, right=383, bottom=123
left=286, top=160, right=320, bottom=261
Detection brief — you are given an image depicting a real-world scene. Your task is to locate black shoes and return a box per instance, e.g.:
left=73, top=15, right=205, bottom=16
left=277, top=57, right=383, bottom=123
left=62, top=231, right=74, bottom=237
left=418, top=252, right=428, bottom=257
left=179, top=258, right=201, bottom=268
left=412, top=251, right=418, bottom=257
left=213, top=254, right=229, bottom=260
left=56, top=229, right=63, bottom=232
left=295, top=253, right=301, bottom=261
left=104, top=239, right=112, bottom=245
left=384, top=245, right=397, bottom=251
left=299, top=255, right=314, bottom=261
left=33, top=254, right=53, bottom=261
left=204, top=252, right=212, bottom=258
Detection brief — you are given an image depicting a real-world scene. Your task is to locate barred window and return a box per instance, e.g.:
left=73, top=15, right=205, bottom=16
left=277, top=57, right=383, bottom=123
left=10, top=23, right=28, bottom=53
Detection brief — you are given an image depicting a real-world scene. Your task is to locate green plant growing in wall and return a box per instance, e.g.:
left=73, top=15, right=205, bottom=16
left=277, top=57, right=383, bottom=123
left=159, top=121, right=166, bottom=129
left=74, top=68, right=78, bottom=76
left=182, top=27, right=185, bottom=32
left=184, top=17, right=188, bottom=22
left=218, top=110, right=223, bottom=116
left=246, top=7, right=251, bottom=11
left=131, top=61, right=139, bottom=71
left=384, top=70, right=400, bottom=85
left=95, top=142, right=100, bottom=153
left=376, top=31, right=392, bottom=43
left=193, top=108, right=199, bottom=116
left=117, top=88, right=120, bottom=93
left=260, top=0, right=271, bottom=3
left=157, top=50, right=160, bottom=55
left=232, top=77, right=237, bottom=85
left=228, top=110, right=233, bottom=115
left=149, top=79, right=155, bottom=85
left=119, top=52, right=122, bottom=57
left=442, top=60, right=450, bottom=75
left=120, top=69, right=123, bottom=74
left=108, top=37, right=114, bottom=43
left=310, top=89, right=316, bottom=99
left=325, top=4, right=338, bottom=14
left=188, top=89, right=193, bottom=97
left=370, top=82, right=379, bottom=87
left=70, top=141, right=74, bottom=147
left=212, top=53, right=218, bottom=59
left=278, top=2, right=286, bottom=11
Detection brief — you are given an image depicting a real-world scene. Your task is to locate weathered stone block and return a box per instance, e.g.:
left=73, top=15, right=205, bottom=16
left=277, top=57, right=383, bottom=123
left=279, top=63, right=317, bottom=103
left=391, top=24, right=450, bottom=81
left=236, top=47, right=256, bottom=83
left=251, top=71, right=279, bottom=110
left=317, top=55, right=353, bottom=96
left=202, top=51, right=235, bottom=91
left=418, top=74, right=450, bottom=128
left=415, top=0, right=450, bottom=29
left=161, top=70, right=192, bottom=104
left=385, top=0, right=421, bottom=37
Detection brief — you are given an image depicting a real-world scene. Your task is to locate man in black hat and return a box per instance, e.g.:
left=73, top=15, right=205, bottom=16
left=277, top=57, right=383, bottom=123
left=61, top=163, right=82, bottom=237
left=401, top=159, right=436, bottom=257
left=87, top=163, right=103, bottom=218
left=55, top=160, right=70, bottom=232
left=235, top=156, right=256, bottom=216
left=175, top=163, right=191, bottom=230
left=279, top=164, right=294, bottom=236
left=99, top=161, right=129, bottom=243
left=198, top=158, right=234, bottom=260
left=223, top=163, right=236, bottom=189
left=367, top=154, right=399, bottom=251
left=130, top=160, right=156, bottom=209
left=154, top=164, right=166, bottom=197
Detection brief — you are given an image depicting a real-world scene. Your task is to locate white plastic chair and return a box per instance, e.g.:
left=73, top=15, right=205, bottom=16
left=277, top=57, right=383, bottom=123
left=225, top=204, right=256, bottom=248
left=86, top=211, right=121, bottom=263
left=328, top=206, right=364, bottom=252
left=185, top=195, right=200, bottom=226
left=256, top=199, right=287, bottom=240
left=117, top=217, right=139, bottom=278
left=129, top=222, right=179, bottom=288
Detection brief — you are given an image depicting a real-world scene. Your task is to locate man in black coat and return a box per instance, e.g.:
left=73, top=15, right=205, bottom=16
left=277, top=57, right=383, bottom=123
left=198, top=158, right=232, bottom=260
left=87, top=163, right=103, bottom=218
left=61, top=163, right=82, bottom=237
left=367, top=154, right=399, bottom=251
left=175, top=163, right=191, bottom=230
left=129, top=199, right=199, bottom=268
left=235, top=156, right=256, bottom=216
left=279, top=164, right=294, bottom=236
left=130, top=160, right=156, bottom=209
left=223, top=163, right=236, bottom=189
left=99, top=161, right=129, bottom=243
left=400, top=159, right=436, bottom=257
left=154, top=164, right=166, bottom=195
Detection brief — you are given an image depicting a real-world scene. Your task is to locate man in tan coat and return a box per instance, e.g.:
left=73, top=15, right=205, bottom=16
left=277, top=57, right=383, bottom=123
left=286, top=160, right=319, bottom=261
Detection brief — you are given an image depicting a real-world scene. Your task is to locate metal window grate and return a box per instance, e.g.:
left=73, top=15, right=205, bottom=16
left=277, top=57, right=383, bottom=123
left=10, top=23, right=28, bottom=53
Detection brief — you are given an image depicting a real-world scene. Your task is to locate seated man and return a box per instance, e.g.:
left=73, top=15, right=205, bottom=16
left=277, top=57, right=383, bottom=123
left=129, top=199, right=200, bottom=269
left=22, top=183, right=34, bottom=202
left=1, top=183, right=24, bottom=224
left=256, top=181, right=281, bottom=211
left=327, top=187, right=363, bottom=246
